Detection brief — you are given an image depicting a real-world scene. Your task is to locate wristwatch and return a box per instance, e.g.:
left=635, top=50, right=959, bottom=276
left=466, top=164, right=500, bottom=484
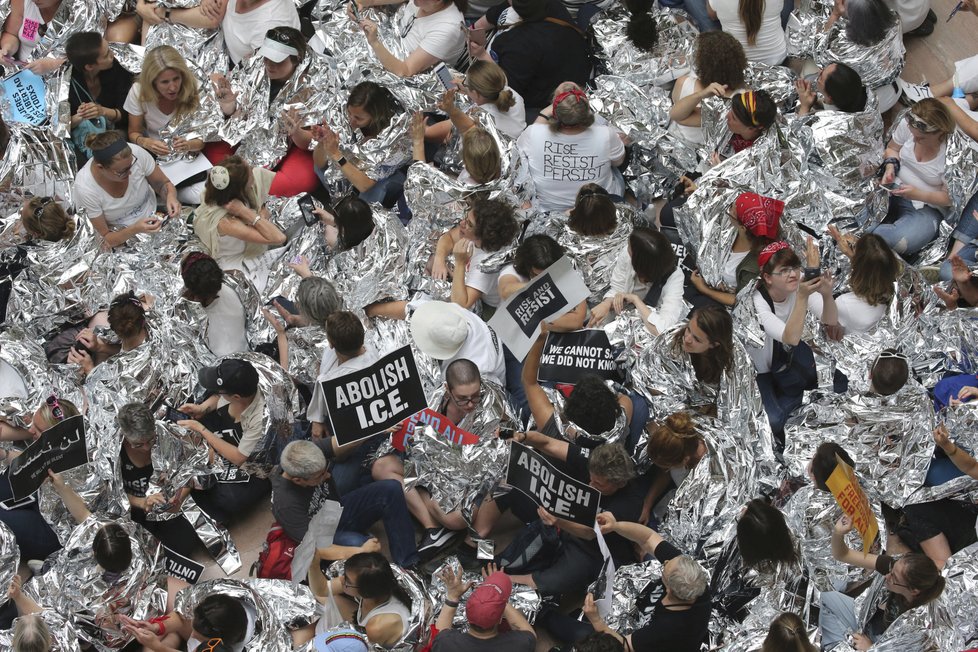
left=164, top=7, right=172, bottom=23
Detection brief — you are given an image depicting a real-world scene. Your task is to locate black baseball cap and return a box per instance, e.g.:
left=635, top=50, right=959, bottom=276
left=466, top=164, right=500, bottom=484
left=198, top=359, right=259, bottom=396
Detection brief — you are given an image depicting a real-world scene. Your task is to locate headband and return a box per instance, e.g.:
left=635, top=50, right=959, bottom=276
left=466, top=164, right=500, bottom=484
left=738, top=91, right=760, bottom=127
left=552, top=88, right=588, bottom=118
left=181, top=251, right=213, bottom=275
left=209, top=166, right=230, bottom=190
left=757, top=240, right=791, bottom=268
left=735, top=192, right=783, bottom=238
left=92, top=138, right=129, bottom=163
left=110, top=293, right=142, bottom=309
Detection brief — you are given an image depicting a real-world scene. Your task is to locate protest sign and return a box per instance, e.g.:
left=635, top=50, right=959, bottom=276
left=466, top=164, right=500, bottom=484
left=391, top=408, right=480, bottom=451
left=163, top=546, right=205, bottom=584
left=825, top=455, right=879, bottom=552
left=505, top=442, right=600, bottom=526
left=322, top=346, right=427, bottom=446
left=1, top=70, right=46, bottom=125
left=8, top=415, right=88, bottom=500
left=488, top=256, right=590, bottom=361
left=537, top=329, right=621, bottom=385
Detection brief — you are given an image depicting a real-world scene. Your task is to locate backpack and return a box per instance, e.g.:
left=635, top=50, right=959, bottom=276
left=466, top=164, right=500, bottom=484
left=253, top=523, right=298, bottom=580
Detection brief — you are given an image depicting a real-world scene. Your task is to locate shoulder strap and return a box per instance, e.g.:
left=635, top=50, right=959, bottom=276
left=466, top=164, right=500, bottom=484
left=71, top=76, right=95, bottom=103
left=543, top=16, right=588, bottom=38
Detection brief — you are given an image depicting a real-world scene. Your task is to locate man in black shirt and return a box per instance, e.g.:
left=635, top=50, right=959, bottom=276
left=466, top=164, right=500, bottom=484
left=270, top=440, right=420, bottom=568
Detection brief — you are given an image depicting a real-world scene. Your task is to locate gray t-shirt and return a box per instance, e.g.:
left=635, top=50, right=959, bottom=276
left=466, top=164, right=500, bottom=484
left=431, top=629, right=535, bottom=652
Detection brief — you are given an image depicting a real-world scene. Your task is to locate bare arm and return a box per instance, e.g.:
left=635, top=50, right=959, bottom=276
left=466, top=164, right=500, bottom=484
left=50, top=472, right=93, bottom=523
left=830, top=515, right=879, bottom=571
left=216, top=213, right=288, bottom=246
left=516, top=430, right=569, bottom=462
left=502, top=603, right=535, bottom=635
left=521, top=333, right=556, bottom=428
left=0, top=0, right=24, bottom=58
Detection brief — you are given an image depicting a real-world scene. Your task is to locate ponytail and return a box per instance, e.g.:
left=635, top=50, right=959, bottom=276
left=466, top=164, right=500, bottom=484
left=738, top=0, right=765, bottom=45
left=495, top=88, right=516, bottom=112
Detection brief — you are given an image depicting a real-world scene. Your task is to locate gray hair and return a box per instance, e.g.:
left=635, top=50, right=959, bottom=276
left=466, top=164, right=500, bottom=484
left=296, top=277, right=342, bottom=327
left=587, top=443, right=635, bottom=486
left=12, top=614, right=53, bottom=652
left=117, top=402, right=155, bottom=444
left=280, top=440, right=327, bottom=479
left=665, top=555, right=708, bottom=602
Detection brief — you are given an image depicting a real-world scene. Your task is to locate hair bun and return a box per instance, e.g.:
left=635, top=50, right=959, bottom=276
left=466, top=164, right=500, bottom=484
left=209, top=166, right=230, bottom=190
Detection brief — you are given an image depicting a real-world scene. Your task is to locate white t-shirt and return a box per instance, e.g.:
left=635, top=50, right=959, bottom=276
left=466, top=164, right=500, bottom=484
left=204, top=285, right=250, bottom=356
left=398, top=2, right=466, bottom=66
left=807, top=292, right=886, bottom=334
left=883, top=0, right=928, bottom=32
left=73, top=145, right=158, bottom=229
left=516, top=124, right=626, bottom=212
left=670, top=74, right=706, bottom=146
left=465, top=246, right=502, bottom=307
left=891, top=120, right=947, bottom=208
left=722, top=250, right=750, bottom=289
left=0, top=360, right=28, bottom=400
left=605, top=249, right=687, bottom=332
left=188, top=601, right=257, bottom=652
left=223, top=0, right=301, bottom=65
left=477, top=87, right=527, bottom=139
left=446, top=310, right=506, bottom=386
left=123, top=83, right=178, bottom=140
left=307, top=346, right=381, bottom=424
left=15, top=0, right=42, bottom=61
left=709, top=0, right=787, bottom=66
left=748, top=290, right=796, bottom=373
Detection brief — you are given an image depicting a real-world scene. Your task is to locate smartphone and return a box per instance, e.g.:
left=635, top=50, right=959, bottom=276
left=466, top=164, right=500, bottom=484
left=433, top=62, right=456, bottom=91
left=349, top=0, right=361, bottom=21
left=882, top=182, right=903, bottom=192
left=298, top=194, right=318, bottom=226
left=498, top=428, right=516, bottom=440
left=72, top=340, right=95, bottom=357
left=803, top=267, right=821, bottom=282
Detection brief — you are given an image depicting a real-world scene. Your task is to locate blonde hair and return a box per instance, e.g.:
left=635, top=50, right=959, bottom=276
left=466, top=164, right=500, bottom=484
left=461, top=128, right=501, bottom=184
left=37, top=397, right=80, bottom=430
left=138, top=45, right=199, bottom=123
left=647, top=411, right=702, bottom=468
left=11, top=614, right=53, bottom=652
left=22, top=198, right=75, bottom=242
left=465, top=61, right=516, bottom=112
left=911, top=98, right=956, bottom=141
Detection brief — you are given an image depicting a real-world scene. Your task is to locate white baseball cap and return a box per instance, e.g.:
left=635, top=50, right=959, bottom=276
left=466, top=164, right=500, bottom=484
left=409, top=301, right=470, bottom=360
left=257, top=36, right=299, bottom=63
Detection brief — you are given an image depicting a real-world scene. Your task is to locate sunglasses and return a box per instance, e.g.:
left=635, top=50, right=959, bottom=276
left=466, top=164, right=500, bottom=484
left=46, top=395, right=64, bottom=422
left=907, top=114, right=937, bottom=133
left=32, top=197, right=54, bottom=219
left=200, top=638, right=225, bottom=652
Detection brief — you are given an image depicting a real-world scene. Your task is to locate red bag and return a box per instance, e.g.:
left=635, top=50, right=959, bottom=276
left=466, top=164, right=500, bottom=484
left=254, top=523, right=298, bottom=580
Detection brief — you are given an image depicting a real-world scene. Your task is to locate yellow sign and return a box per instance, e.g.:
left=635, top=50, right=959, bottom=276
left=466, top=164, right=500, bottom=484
left=825, top=455, right=879, bottom=552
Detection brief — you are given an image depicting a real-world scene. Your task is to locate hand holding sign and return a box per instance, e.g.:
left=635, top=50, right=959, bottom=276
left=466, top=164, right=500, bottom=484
left=833, top=515, right=853, bottom=535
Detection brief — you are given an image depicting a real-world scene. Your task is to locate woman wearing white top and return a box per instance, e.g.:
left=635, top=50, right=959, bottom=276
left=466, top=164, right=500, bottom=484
left=589, top=227, right=686, bottom=336
left=809, top=231, right=901, bottom=335
left=353, top=0, right=467, bottom=77
left=869, top=98, right=954, bottom=257
left=428, top=60, right=527, bottom=141
left=71, top=130, right=180, bottom=249
left=708, top=0, right=787, bottom=66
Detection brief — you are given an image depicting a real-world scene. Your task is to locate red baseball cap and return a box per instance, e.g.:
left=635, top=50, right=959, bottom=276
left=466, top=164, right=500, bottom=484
left=465, top=572, right=512, bottom=629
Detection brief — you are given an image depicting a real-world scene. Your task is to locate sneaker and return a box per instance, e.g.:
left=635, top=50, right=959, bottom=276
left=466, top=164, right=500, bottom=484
left=455, top=543, right=485, bottom=572
left=417, top=527, right=455, bottom=557
left=925, top=8, right=937, bottom=23
left=906, top=18, right=935, bottom=37
left=919, top=265, right=941, bottom=283
left=27, top=559, right=44, bottom=576
left=898, top=78, right=933, bottom=104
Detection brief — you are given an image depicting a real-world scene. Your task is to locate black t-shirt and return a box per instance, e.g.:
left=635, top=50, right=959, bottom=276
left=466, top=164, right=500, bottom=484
left=68, top=60, right=133, bottom=131
left=431, top=628, right=535, bottom=652
left=630, top=541, right=712, bottom=652
left=120, top=447, right=152, bottom=498
left=270, top=439, right=338, bottom=542
left=866, top=554, right=907, bottom=640
left=487, top=0, right=591, bottom=109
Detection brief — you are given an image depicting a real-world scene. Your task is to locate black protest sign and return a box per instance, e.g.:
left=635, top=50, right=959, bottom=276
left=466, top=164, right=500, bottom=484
left=537, top=330, right=621, bottom=385
left=505, top=442, right=600, bottom=526
left=322, top=346, right=427, bottom=447
left=8, top=415, right=88, bottom=500
left=489, top=256, right=591, bottom=361
left=163, top=546, right=205, bottom=584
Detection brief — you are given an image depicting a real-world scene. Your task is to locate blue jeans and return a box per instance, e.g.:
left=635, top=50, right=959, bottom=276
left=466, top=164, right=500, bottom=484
left=626, top=391, right=650, bottom=455
left=819, top=591, right=860, bottom=650
left=682, top=0, right=721, bottom=31
left=940, top=189, right=978, bottom=281
left=754, top=341, right=817, bottom=443
left=867, top=196, right=942, bottom=257
left=335, top=479, right=419, bottom=568
left=0, top=471, right=61, bottom=561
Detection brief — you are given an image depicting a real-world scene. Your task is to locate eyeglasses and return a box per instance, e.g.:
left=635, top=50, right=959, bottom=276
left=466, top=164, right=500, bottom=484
left=32, top=197, right=54, bottom=219
left=907, top=114, right=937, bottom=133
left=342, top=574, right=358, bottom=590
left=127, top=437, right=155, bottom=449
left=46, top=395, right=64, bottom=422
left=450, top=391, right=482, bottom=406
left=110, top=160, right=135, bottom=177
left=200, top=638, right=225, bottom=652
left=769, top=266, right=802, bottom=277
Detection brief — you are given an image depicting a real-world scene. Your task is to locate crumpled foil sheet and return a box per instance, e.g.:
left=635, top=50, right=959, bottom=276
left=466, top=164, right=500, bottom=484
left=0, top=609, right=82, bottom=652
left=323, top=559, right=434, bottom=652
left=526, top=204, right=639, bottom=305
left=428, top=556, right=541, bottom=627
left=285, top=324, right=333, bottom=388
left=18, top=0, right=107, bottom=63
left=525, top=384, right=629, bottom=450
left=143, top=12, right=224, bottom=72
left=0, top=326, right=61, bottom=428
left=904, top=404, right=978, bottom=506
left=404, top=380, right=518, bottom=522
left=816, top=17, right=905, bottom=91
left=592, top=8, right=697, bottom=89
left=590, top=559, right=664, bottom=634
left=0, top=520, right=20, bottom=603
left=0, top=124, right=77, bottom=216
left=784, top=0, right=833, bottom=59
left=24, top=515, right=167, bottom=650
left=175, top=578, right=317, bottom=651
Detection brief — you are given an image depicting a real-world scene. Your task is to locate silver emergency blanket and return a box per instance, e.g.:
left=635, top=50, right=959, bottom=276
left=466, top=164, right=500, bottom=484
left=428, top=556, right=541, bottom=627
left=524, top=383, right=629, bottom=450
left=143, top=4, right=223, bottom=70
left=323, top=559, right=434, bottom=652
left=24, top=515, right=167, bottom=650
left=0, top=520, right=19, bottom=602
left=0, top=124, right=77, bottom=216
left=18, top=0, right=107, bottom=63
left=404, top=380, right=518, bottom=523
left=322, top=208, right=410, bottom=317
left=596, top=559, right=663, bottom=634
left=526, top=204, right=638, bottom=305
left=0, top=326, right=59, bottom=428
left=903, top=403, right=978, bottom=506
left=175, top=578, right=318, bottom=651
left=745, top=62, right=799, bottom=113
left=589, top=75, right=699, bottom=203
left=816, top=17, right=905, bottom=91
left=285, top=325, right=332, bottom=387
left=0, top=610, right=83, bottom=652
left=592, top=8, right=697, bottom=89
